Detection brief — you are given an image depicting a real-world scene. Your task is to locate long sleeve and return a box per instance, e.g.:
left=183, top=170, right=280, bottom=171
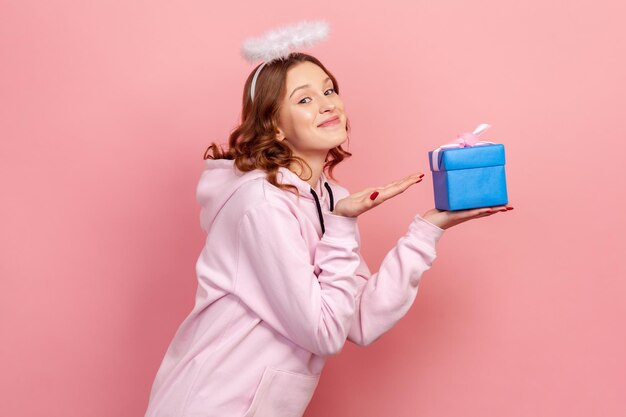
left=347, top=214, right=445, bottom=346
left=235, top=202, right=362, bottom=357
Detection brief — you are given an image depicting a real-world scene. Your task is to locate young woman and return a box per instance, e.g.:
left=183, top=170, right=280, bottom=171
left=144, top=52, right=512, bottom=417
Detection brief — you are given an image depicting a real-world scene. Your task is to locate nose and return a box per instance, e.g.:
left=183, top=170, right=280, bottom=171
left=319, top=95, right=336, bottom=113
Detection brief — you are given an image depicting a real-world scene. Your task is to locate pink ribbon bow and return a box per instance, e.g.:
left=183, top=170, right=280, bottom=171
left=431, top=123, right=495, bottom=171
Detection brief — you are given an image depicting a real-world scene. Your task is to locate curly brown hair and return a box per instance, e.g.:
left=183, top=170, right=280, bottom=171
left=203, top=52, right=351, bottom=197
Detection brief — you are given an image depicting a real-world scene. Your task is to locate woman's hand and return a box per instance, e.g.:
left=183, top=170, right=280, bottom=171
left=422, top=205, right=514, bottom=230
left=333, top=172, right=425, bottom=218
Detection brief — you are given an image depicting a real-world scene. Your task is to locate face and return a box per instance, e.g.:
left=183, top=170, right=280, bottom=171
left=276, top=61, right=347, bottom=160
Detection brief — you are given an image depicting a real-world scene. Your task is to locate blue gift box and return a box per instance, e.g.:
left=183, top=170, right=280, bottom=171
left=428, top=144, right=508, bottom=211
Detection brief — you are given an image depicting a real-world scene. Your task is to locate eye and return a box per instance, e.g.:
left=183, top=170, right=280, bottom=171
left=298, top=88, right=336, bottom=104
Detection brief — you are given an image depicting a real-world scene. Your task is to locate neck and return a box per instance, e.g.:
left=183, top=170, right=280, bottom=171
left=289, top=152, right=327, bottom=189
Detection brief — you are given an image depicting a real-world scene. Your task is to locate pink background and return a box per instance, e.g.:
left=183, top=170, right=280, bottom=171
left=2, top=1, right=625, bottom=416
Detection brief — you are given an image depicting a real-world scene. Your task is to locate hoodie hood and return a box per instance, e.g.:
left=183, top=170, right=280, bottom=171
left=196, top=159, right=335, bottom=233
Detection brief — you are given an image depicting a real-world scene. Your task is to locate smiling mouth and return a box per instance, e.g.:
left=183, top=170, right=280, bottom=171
left=318, top=116, right=340, bottom=128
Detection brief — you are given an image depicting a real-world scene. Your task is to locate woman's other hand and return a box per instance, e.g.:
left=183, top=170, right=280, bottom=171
left=333, top=173, right=425, bottom=218
left=422, top=205, right=514, bottom=230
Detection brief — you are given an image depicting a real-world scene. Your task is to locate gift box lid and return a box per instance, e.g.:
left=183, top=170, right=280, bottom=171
left=429, top=144, right=506, bottom=171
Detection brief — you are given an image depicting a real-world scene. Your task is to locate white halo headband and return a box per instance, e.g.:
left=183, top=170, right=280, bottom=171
left=241, top=20, right=330, bottom=102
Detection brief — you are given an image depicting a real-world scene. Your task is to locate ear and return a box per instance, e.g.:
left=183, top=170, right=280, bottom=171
left=275, top=127, right=286, bottom=142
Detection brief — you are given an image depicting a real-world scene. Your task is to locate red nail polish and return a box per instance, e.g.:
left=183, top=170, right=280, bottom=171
left=370, top=192, right=379, bottom=200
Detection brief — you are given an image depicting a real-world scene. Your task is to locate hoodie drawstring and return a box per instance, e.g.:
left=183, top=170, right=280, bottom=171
left=324, top=182, right=334, bottom=212
left=310, top=182, right=334, bottom=235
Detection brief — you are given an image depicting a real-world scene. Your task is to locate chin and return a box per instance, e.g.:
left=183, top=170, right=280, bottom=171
left=331, top=137, right=348, bottom=149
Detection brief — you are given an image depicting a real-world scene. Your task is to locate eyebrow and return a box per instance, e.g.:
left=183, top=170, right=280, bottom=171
left=289, top=77, right=332, bottom=99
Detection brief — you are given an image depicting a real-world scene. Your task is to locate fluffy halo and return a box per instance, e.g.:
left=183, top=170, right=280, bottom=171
left=241, top=20, right=330, bottom=64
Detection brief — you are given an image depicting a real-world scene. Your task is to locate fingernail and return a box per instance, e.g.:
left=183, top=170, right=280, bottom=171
left=506, top=207, right=514, bottom=210
left=370, top=192, right=379, bottom=200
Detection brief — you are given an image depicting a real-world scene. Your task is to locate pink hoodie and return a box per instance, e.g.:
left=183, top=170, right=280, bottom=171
left=145, top=159, right=445, bottom=417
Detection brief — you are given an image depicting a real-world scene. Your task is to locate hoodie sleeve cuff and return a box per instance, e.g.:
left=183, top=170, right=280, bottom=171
left=321, top=212, right=358, bottom=241
left=409, top=214, right=446, bottom=245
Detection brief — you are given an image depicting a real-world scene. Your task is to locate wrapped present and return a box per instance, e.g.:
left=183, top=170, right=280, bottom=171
left=428, top=124, right=508, bottom=211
